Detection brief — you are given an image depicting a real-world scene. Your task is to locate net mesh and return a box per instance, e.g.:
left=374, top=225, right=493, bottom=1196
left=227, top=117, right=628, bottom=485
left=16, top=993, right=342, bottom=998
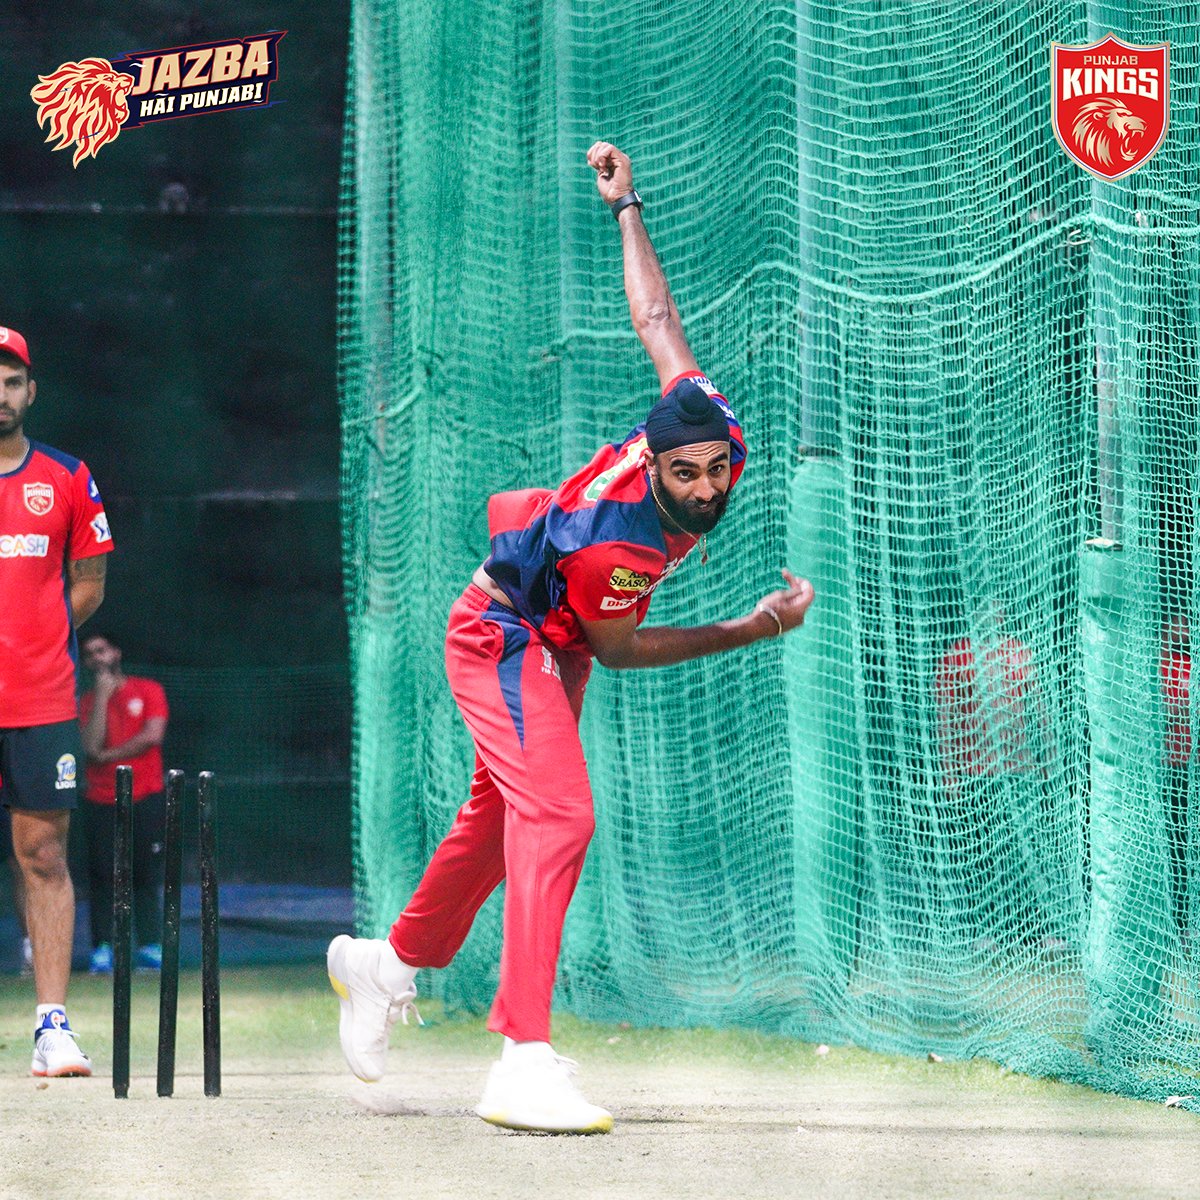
left=339, top=0, right=1200, bottom=1103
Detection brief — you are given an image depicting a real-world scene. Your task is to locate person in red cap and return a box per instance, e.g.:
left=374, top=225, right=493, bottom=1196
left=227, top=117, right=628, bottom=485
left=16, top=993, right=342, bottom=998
left=0, top=326, right=113, bottom=1077
left=327, top=143, right=816, bottom=1134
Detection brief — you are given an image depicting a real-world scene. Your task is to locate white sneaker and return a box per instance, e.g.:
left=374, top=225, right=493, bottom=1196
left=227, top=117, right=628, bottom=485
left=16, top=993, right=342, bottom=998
left=326, top=935, right=421, bottom=1082
left=30, top=1011, right=92, bottom=1078
left=476, top=1048, right=613, bottom=1134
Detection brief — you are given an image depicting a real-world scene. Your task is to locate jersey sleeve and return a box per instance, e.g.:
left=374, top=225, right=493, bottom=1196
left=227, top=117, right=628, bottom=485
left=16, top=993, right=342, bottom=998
left=142, top=680, right=169, bottom=721
left=560, top=541, right=666, bottom=622
left=68, top=463, right=114, bottom=560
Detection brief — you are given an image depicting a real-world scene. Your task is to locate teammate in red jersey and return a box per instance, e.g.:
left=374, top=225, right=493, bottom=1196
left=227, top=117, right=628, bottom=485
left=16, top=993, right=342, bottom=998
left=0, top=326, right=111, bottom=1077
left=328, top=143, right=815, bottom=1133
left=1161, top=615, right=1191, bottom=937
left=79, top=634, right=169, bottom=973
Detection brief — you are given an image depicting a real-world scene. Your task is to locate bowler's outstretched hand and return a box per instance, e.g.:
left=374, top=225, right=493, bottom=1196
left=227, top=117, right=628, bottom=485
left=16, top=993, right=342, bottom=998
left=757, top=570, right=816, bottom=634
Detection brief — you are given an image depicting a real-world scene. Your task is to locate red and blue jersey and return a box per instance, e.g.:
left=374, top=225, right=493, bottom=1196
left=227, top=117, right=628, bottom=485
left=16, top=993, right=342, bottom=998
left=483, top=371, right=746, bottom=656
left=0, top=441, right=113, bottom=726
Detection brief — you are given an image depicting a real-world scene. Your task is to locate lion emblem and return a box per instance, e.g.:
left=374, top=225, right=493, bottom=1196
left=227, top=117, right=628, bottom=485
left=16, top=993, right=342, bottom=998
left=30, top=58, right=135, bottom=168
left=1071, top=97, right=1147, bottom=170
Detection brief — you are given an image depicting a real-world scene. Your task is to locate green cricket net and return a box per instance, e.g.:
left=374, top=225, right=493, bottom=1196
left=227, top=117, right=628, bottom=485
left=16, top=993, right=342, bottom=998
left=338, top=0, right=1200, bottom=1104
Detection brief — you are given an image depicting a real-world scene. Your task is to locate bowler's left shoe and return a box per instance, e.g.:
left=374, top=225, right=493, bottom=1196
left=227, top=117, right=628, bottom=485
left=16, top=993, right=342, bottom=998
left=327, top=935, right=421, bottom=1082
left=30, top=1010, right=92, bottom=1078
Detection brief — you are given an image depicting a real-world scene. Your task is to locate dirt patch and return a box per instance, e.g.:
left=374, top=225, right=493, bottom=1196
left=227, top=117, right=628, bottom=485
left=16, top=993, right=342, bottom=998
left=1, top=1040, right=1197, bottom=1200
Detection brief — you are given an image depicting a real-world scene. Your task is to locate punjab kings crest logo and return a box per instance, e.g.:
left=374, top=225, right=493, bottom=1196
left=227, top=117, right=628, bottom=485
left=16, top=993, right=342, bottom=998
left=23, top=483, right=54, bottom=516
left=1052, top=34, right=1169, bottom=180
left=29, top=58, right=134, bottom=167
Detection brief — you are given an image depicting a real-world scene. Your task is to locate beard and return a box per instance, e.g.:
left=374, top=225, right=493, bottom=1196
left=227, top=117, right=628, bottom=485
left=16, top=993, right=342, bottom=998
left=0, top=408, right=24, bottom=436
left=652, top=477, right=730, bottom=535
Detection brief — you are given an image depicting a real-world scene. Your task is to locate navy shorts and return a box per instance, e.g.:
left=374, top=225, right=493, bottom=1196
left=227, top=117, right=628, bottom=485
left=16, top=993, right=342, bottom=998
left=0, top=720, right=83, bottom=813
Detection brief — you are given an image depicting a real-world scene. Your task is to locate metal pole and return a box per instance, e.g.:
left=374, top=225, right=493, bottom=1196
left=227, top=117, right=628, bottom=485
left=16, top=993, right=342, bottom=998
left=112, top=765, right=133, bottom=1099
left=198, top=771, right=221, bottom=1097
left=156, top=769, right=185, bottom=1097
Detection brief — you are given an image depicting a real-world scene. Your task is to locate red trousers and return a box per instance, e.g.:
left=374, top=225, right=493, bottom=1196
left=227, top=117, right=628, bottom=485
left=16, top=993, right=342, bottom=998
left=389, top=584, right=594, bottom=1042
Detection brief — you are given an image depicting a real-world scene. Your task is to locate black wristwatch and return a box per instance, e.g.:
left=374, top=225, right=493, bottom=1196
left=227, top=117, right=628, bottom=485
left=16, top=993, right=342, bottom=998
left=610, top=189, right=643, bottom=221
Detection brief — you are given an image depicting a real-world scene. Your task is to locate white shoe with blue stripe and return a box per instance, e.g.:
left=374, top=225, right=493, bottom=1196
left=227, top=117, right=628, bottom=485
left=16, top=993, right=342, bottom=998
left=31, top=1010, right=92, bottom=1078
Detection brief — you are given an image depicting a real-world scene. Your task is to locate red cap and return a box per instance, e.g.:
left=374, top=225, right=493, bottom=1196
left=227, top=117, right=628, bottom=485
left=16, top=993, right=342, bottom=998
left=0, top=327, right=31, bottom=367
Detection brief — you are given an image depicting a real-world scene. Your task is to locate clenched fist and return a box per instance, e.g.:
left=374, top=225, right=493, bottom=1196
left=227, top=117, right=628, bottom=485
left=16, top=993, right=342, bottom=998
left=587, top=141, right=635, bottom=205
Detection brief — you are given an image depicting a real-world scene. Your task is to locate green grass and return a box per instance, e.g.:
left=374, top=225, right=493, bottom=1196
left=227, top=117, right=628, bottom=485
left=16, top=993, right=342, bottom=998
left=0, top=963, right=1152, bottom=1100
left=1, top=966, right=1197, bottom=1200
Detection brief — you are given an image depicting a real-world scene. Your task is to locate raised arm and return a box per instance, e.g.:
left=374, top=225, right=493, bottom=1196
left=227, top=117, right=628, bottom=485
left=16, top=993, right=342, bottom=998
left=587, top=141, right=699, bottom=391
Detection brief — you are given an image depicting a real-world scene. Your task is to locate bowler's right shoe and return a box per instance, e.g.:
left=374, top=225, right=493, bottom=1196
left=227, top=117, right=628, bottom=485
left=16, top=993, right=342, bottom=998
left=30, top=1011, right=92, bottom=1078
left=326, top=935, right=420, bottom=1082
left=476, top=1048, right=613, bottom=1134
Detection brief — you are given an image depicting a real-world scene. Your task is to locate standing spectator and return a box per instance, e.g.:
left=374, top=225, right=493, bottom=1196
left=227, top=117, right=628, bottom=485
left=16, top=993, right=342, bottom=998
left=934, top=606, right=1061, bottom=949
left=1161, top=614, right=1191, bottom=939
left=79, top=634, right=169, bottom=972
left=0, top=325, right=111, bottom=1077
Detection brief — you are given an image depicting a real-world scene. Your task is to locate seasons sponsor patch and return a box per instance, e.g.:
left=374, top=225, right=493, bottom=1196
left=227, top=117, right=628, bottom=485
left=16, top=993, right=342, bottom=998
left=609, top=567, right=651, bottom=592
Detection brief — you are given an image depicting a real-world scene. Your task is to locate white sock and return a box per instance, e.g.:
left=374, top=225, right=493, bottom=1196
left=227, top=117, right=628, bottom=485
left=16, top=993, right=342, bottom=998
left=376, top=941, right=418, bottom=993
left=502, top=1038, right=554, bottom=1065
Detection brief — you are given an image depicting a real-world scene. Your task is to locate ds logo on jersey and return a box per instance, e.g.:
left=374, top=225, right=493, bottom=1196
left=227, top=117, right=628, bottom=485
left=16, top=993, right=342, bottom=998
left=54, top=754, right=77, bottom=791
left=91, top=513, right=111, bottom=543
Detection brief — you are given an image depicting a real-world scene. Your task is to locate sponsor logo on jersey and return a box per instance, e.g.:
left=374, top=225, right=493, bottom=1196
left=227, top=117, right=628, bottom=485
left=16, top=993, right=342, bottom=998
left=599, top=553, right=689, bottom=613
left=31, top=32, right=286, bottom=167
left=22, top=483, right=54, bottom=515
left=54, top=753, right=77, bottom=790
left=1051, top=34, right=1169, bottom=180
left=87, top=476, right=100, bottom=501
left=657, top=555, right=686, bottom=584
left=583, top=438, right=647, bottom=503
left=0, top=533, right=50, bottom=557
left=91, top=512, right=111, bottom=543
left=539, top=647, right=561, bottom=678
left=609, top=567, right=651, bottom=592
left=128, top=696, right=145, bottom=717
